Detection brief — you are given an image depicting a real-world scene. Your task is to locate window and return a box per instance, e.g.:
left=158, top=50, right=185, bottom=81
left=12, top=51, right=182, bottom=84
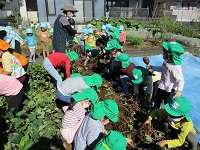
left=106, top=0, right=129, bottom=11
left=158, top=2, right=166, bottom=10
left=177, top=1, right=190, bottom=10
left=25, top=0, right=37, bottom=11
left=46, top=0, right=56, bottom=15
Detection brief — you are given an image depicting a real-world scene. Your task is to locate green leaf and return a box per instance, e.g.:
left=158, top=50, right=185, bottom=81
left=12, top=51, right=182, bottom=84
left=16, top=110, right=25, bottom=117
left=28, top=113, right=36, bottom=122
left=14, top=119, right=24, bottom=128
left=22, top=139, right=34, bottom=150
left=9, top=132, right=23, bottom=144
left=128, top=124, right=133, bottom=131
left=19, top=135, right=29, bottom=148
left=144, top=134, right=152, bottom=144
left=10, top=118, right=19, bottom=123
left=5, top=108, right=15, bottom=119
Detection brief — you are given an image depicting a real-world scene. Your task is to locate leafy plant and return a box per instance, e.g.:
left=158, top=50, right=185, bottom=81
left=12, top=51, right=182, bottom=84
left=3, top=64, right=64, bottom=149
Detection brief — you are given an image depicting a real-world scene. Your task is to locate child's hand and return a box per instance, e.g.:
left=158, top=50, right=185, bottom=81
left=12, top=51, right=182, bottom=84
left=174, top=90, right=181, bottom=98
left=103, top=129, right=108, bottom=135
left=126, top=138, right=135, bottom=147
left=144, top=118, right=152, bottom=127
left=156, top=140, right=167, bottom=147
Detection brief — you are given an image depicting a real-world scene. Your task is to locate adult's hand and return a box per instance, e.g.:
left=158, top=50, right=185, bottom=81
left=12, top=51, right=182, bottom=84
left=156, top=140, right=168, bottom=147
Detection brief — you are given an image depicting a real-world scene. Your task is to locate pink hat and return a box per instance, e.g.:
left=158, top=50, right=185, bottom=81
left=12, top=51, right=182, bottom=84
left=61, top=4, right=78, bottom=12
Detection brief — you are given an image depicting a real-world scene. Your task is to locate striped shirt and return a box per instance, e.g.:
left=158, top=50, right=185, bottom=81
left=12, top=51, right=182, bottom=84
left=62, top=102, right=86, bottom=128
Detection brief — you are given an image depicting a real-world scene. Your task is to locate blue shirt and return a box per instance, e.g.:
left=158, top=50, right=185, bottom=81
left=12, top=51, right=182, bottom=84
left=25, top=35, right=36, bottom=47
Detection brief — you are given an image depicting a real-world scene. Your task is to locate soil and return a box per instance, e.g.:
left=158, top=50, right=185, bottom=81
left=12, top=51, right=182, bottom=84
left=17, top=44, right=200, bottom=150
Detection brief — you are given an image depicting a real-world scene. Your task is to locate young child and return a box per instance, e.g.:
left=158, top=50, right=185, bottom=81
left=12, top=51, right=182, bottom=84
left=37, top=22, right=51, bottom=59
left=0, top=39, right=26, bottom=83
left=94, top=130, right=134, bottom=150
left=119, top=25, right=126, bottom=46
left=74, top=26, right=85, bottom=57
left=57, top=73, right=102, bottom=103
left=84, top=28, right=96, bottom=48
left=148, top=42, right=185, bottom=109
left=74, top=99, right=119, bottom=150
left=61, top=88, right=98, bottom=144
left=0, top=74, right=24, bottom=114
left=144, top=97, right=197, bottom=149
left=43, top=51, right=78, bottom=87
left=84, top=44, right=100, bottom=66
left=21, top=28, right=37, bottom=62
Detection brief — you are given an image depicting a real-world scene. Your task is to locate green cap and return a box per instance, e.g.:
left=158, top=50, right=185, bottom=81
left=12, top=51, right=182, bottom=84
left=72, top=88, right=98, bottom=104
left=110, top=32, right=120, bottom=40
left=70, top=73, right=82, bottom=78
left=105, top=40, right=122, bottom=51
left=109, top=27, right=120, bottom=34
left=162, top=42, right=185, bottom=65
left=131, top=66, right=149, bottom=84
left=85, top=44, right=93, bottom=51
left=115, top=53, right=131, bottom=68
left=83, top=73, right=102, bottom=89
left=165, top=97, right=192, bottom=121
left=65, top=51, right=79, bottom=62
left=94, top=130, right=127, bottom=150
left=91, top=99, right=119, bottom=122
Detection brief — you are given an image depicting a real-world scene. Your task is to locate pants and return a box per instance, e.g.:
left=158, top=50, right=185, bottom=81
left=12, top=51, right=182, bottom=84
left=5, top=87, right=24, bottom=114
left=162, top=121, right=197, bottom=150
left=121, top=75, right=134, bottom=94
left=43, top=58, right=62, bottom=87
left=41, top=42, right=50, bottom=58
left=56, top=89, right=72, bottom=103
left=153, top=88, right=175, bottom=109
left=14, top=40, right=21, bottom=54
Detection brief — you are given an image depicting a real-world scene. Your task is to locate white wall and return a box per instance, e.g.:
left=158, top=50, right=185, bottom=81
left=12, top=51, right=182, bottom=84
left=19, top=0, right=28, bottom=21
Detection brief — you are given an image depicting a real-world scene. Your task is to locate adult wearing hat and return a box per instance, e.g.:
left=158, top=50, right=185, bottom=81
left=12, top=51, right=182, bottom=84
left=94, top=130, right=134, bottom=150
left=148, top=42, right=185, bottom=109
left=61, top=88, right=98, bottom=144
left=43, top=51, right=78, bottom=87
left=52, top=4, right=83, bottom=53
left=57, top=73, right=102, bottom=103
left=74, top=99, right=119, bottom=150
left=144, top=97, right=197, bottom=149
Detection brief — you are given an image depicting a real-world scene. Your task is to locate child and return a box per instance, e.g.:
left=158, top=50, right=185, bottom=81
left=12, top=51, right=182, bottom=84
left=74, top=99, right=119, bottom=150
left=148, top=42, right=185, bottom=109
left=84, top=28, right=96, bottom=48
left=61, top=88, right=98, bottom=144
left=0, top=39, right=26, bottom=83
left=94, top=130, right=134, bottom=150
left=43, top=51, right=78, bottom=87
left=84, top=44, right=100, bottom=66
left=103, top=40, right=122, bottom=84
left=37, top=22, right=51, bottom=59
left=144, top=97, right=197, bottom=149
left=21, top=28, right=37, bottom=62
left=74, top=26, right=85, bottom=57
left=57, top=73, right=102, bottom=103
left=0, top=74, right=24, bottom=114
left=119, top=25, right=126, bottom=46
left=115, top=53, right=135, bottom=96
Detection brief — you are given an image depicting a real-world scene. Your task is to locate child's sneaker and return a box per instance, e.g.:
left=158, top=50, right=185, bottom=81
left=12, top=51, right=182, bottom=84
left=29, top=59, right=33, bottom=63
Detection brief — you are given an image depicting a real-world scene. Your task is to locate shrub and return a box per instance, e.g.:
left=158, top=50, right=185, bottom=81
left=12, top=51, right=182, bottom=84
left=126, top=35, right=144, bottom=47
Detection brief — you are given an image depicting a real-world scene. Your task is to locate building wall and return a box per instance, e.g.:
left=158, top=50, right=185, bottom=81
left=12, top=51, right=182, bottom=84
left=19, top=0, right=28, bottom=21
left=129, top=0, right=142, bottom=8
left=37, top=0, right=105, bottom=24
